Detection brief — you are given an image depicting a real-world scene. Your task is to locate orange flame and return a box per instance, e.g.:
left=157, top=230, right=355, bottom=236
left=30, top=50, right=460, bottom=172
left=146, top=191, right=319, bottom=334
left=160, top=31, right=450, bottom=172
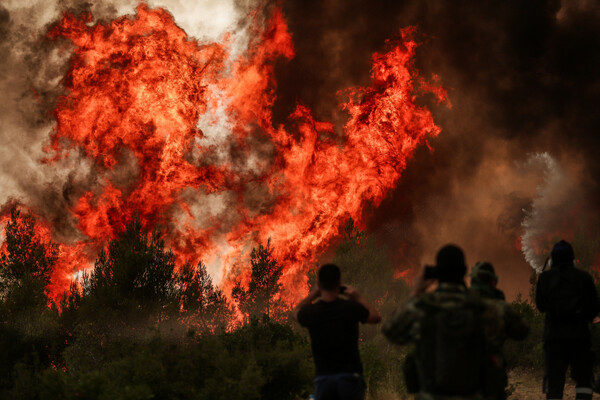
left=2, top=5, right=448, bottom=304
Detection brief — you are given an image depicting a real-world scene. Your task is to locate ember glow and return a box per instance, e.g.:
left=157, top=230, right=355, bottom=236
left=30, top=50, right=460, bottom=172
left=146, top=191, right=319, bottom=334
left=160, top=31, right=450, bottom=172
left=2, top=4, right=447, bottom=304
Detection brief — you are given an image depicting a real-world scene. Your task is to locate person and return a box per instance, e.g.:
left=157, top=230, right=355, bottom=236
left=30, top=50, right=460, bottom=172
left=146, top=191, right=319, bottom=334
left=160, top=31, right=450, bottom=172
left=470, top=261, right=505, bottom=300
left=383, top=245, right=529, bottom=400
left=469, top=261, right=521, bottom=400
left=536, top=240, right=600, bottom=400
left=293, top=263, right=381, bottom=400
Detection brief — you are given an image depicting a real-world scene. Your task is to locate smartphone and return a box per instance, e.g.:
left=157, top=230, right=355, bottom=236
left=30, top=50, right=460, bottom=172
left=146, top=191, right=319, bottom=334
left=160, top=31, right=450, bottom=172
left=424, top=266, right=438, bottom=280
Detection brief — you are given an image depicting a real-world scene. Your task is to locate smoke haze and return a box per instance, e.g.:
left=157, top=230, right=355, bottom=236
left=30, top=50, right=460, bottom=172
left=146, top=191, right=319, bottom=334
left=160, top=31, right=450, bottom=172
left=274, top=0, right=600, bottom=298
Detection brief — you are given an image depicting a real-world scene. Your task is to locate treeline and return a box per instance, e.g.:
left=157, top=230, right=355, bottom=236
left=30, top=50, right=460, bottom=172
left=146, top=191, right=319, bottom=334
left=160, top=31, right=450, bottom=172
left=0, top=206, right=587, bottom=399
left=0, top=207, right=311, bottom=400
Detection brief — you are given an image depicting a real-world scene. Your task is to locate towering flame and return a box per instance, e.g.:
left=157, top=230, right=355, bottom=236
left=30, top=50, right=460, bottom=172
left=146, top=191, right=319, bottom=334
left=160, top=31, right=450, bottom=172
left=3, top=4, right=448, bottom=304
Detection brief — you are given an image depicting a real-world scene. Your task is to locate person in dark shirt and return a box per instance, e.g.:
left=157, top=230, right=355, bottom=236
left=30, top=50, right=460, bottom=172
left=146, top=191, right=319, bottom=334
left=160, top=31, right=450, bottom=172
left=536, top=240, right=600, bottom=400
left=293, top=263, right=381, bottom=400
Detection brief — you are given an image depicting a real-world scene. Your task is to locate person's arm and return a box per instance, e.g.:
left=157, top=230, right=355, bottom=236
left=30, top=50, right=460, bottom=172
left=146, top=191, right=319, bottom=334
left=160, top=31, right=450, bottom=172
left=382, top=298, right=421, bottom=345
left=411, top=265, right=436, bottom=297
left=292, top=286, right=320, bottom=322
left=344, top=285, right=381, bottom=324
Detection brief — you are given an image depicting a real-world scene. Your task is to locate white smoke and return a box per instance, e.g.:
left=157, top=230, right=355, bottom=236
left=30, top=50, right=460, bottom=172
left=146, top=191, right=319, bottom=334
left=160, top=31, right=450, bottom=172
left=0, top=0, right=266, bottom=283
left=0, top=0, right=255, bottom=225
left=520, top=152, right=581, bottom=273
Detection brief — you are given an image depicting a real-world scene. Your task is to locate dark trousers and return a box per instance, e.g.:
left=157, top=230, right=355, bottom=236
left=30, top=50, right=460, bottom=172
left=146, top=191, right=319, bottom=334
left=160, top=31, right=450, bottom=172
left=544, top=340, right=593, bottom=399
left=314, top=373, right=365, bottom=400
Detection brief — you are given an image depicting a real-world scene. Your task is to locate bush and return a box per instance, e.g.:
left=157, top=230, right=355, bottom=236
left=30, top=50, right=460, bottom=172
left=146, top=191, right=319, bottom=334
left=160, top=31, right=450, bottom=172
left=504, top=296, right=545, bottom=369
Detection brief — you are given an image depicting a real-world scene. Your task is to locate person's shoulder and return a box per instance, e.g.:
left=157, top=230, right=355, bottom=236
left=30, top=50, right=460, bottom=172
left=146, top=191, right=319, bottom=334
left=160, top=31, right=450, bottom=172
left=338, top=297, right=368, bottom=311
left=539, top=268, right=555, bottom=279
left=298, top=300, right=320, bottom=315
left=572, top=266, right=593, bottom=279
left=493, top=288, right=506, bottom=300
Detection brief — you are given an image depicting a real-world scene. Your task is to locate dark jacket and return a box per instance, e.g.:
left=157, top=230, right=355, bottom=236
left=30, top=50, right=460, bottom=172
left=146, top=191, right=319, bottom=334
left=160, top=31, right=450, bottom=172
left=535, top=265, right=600, bottom=342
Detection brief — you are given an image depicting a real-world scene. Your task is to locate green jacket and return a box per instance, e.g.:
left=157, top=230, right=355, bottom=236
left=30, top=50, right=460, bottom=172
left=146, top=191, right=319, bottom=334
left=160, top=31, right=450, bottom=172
left=383, top=283, right=528, bottom=400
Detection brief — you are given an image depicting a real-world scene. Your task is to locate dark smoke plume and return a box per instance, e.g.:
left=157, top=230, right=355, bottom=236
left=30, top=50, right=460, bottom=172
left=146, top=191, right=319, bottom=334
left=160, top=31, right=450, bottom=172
left=275, top=0, right=600, bottom=298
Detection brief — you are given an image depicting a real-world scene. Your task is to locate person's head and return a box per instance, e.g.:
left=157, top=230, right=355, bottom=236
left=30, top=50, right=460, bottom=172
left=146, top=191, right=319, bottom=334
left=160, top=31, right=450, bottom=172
left=551, top=240, right=574, bottom=268
left=318, top=263, right=341, bottom=292
left=470, top=261, right=498, bottom=287
left=435, top=244, right=467, bottom=283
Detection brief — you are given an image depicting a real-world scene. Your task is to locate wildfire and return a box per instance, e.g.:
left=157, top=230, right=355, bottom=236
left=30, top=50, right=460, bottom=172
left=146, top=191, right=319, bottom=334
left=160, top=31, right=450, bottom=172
left=3, top=4, right=448, bottom=304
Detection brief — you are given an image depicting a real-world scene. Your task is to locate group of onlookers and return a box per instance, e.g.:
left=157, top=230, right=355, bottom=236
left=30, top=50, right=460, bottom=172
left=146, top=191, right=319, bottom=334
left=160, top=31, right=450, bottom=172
left=294, top=240, right=599, bottom=400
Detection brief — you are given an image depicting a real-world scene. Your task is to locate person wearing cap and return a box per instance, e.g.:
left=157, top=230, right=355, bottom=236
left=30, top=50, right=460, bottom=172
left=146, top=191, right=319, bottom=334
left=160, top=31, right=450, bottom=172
left=383, top=245, right=528, bottom=400
left=536, top=240, right=600, bottom=400
left=469, top=261, right=527, bottom=400
left=470, top=262, right=505, bottom=301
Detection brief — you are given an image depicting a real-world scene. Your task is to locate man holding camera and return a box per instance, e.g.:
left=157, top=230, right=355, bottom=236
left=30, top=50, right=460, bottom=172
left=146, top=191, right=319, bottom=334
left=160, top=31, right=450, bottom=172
left=383, top=244, right=528, bottom=400
left=293, top=263, right=381, bottom=400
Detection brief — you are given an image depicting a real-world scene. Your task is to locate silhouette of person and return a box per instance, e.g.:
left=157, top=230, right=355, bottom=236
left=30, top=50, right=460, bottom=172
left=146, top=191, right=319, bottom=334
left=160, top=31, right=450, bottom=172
left=384, top=245, right=528, bottom=400
left=293, top=263, right=381, bottom=400
left=536, top=240, right=599, bottom=400
left=470, top=261, right=505, bottom=300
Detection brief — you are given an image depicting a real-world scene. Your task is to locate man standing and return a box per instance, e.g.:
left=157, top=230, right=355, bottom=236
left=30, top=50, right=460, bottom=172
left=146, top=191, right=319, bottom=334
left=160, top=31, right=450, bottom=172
left=293, top=263, right=381, bottom=400
left=383, top=245, right=528, bottom=400
left=536, top=240, right=600, bottom=400
left=469, top=261, right=526, bottom=400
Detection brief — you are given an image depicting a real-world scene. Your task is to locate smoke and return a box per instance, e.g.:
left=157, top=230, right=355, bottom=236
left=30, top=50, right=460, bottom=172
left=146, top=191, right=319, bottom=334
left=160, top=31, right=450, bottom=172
left=271, top=0, right=600, bottom=298
left=520, top=153, right=593, bottom=273
left=0, top=0, right=255, bottom=240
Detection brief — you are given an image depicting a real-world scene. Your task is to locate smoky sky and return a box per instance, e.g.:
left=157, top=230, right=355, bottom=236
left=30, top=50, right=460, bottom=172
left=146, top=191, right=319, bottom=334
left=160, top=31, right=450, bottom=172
left=274, top=0, right=600, bottom=298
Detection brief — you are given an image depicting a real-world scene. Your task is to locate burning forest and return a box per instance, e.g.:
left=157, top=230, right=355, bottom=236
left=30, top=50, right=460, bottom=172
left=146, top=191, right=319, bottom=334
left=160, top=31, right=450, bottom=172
left=0, top=0, right=599, bottom=302
left=1, top=1, right=452, bottom=305
left=1, top=0, right=599, bottom=399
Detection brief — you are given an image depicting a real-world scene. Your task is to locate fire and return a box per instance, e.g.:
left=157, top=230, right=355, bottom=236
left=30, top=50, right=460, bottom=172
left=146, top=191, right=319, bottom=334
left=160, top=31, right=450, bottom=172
left=2, top=4, right=448, bottom=304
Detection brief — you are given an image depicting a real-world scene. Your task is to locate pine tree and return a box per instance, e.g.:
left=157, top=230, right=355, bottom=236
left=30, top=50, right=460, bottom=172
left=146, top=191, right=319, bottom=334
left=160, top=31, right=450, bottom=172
left=80, top=217, right=179, bottom=321
left=232, top=239, right=283, bottom=321
left=0, top=205, right=57, bottom=307
left=0, top=205, right=61, bottom=392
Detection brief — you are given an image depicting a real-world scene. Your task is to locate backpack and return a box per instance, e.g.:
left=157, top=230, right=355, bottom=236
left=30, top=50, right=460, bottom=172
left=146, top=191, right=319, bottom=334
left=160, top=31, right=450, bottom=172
left=547, top=271, right=585, bottom=320
left=415, top=292, right=486, bottom=396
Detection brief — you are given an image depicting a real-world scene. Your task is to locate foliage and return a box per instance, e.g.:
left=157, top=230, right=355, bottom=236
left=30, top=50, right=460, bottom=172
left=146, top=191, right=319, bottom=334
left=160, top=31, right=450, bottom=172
left=332, top=219, right=409, bottom=339
left=0, top=205, right=57, bottom=304
left=0, top=205, right=62, bottom=397
left=3, top=320, right=313, bottom=400
left=3, top=210, right=596, bottom=399
left=333, top=219, right=409, bottom=299
left=503, top=295, right=545, bottom=369
left=177, top=261, right=232, bottom=332
left=232, top=240, right=284, bottom=321
left=83, top=217, right=179, bottom=317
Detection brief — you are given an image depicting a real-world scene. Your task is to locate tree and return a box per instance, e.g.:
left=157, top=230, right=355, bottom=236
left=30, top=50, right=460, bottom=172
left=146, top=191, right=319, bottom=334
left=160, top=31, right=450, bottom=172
left=332, top=218, right=400, bottom=299
left=331, top=219, right=409, bottom=338
left=0, top=205, right=57, bottom=306
left=178, top=261, right=231, bottom=332
left=232, top=240, right=283, bottom=321
left=77, top=217, right=179, bottom=323
left=0, top=205, right=61, bottom=394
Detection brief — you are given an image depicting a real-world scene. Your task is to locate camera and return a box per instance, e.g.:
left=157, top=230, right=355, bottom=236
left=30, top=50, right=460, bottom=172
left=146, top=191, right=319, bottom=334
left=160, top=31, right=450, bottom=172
left=424, top=265, right=438, bottom=280
left=340, top=285, right=347, bottom=294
